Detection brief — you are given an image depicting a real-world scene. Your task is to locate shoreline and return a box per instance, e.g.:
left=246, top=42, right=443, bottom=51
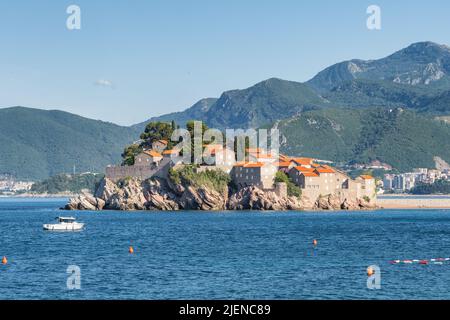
left=3, top=195, right=450, bottom=210
left=377, top=196, right=450, bottom=209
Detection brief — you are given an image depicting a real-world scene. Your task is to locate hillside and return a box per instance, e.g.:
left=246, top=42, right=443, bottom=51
left=0, top=107, right=140, bottom=180
left=276, top=108, right=450, bottom=172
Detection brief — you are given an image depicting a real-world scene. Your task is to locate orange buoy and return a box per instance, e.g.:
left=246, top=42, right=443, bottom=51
left=367, top=266, right=375, bottom=276
left=2, top=256, right=7, bottom=265
left=129, top=246, right=134, bottom=254
left=313, top=239, right=318, bottom=247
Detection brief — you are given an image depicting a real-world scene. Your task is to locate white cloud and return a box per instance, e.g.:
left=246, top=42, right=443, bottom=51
left=94, top=79, right=114, bottom=88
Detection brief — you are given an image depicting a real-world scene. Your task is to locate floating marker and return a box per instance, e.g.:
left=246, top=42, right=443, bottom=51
left=367, top=266, right=375, bottom=276
left=390, top=257, right=450, bottom=265
left=129, top=246, right=134, bottom=254
left=1, top=256, right=7, bottom=265
left=313, top=239, right=318, bottom=247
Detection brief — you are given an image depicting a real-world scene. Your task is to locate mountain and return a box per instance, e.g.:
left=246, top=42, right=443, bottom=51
left=276, top=107, right=450, bottom=172
left=133, top=98, right=218, bottom=131
left=0, top=107, right=140, bottom=180
left=145, top=42, right=450, bottom=129
left=308, top=42, right=450, bottom=92
left=136, top=78, right=328, bottom=130
left=202, top=78, right=327, bottom=129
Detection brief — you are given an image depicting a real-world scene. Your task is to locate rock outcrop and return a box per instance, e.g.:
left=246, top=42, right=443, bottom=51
left=227, top=186, right=302, bottom=210
left=64, top=177, right=377, bottom=212
left=315, top=194, right=377, bottom=211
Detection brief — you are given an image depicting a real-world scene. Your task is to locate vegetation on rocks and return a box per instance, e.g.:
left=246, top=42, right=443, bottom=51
left=169, top=165, right=230, bottom=193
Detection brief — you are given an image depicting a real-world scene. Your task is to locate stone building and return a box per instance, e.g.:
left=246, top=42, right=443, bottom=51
left=202, top=144, right=236, bottom=173
left=288, top=162, right=376, bottom=202
left=231, top=162, right=277, bottom=189
left=152, top=140, right=168, bottom=153
left=135, top=150, right=163, bottom=166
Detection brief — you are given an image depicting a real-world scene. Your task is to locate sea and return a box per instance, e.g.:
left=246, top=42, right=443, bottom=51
left=1, top=197, right=450, bottom=300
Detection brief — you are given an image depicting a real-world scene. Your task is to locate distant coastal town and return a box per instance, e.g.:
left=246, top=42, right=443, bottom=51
left=382, top=168, right=450, bottom=193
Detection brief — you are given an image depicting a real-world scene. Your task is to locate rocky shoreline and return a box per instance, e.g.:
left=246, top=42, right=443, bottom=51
left=64, top=177, right=377, bottom=211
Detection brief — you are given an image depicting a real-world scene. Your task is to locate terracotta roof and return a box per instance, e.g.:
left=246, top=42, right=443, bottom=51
left=244, top=162, right=264, bottom=168
left=162, top=149, right=179, bottom=155
left=359, top=175, right=374, bottom=180
left=233, top=162, right=246, bottom=167
left=302, top=172, right=319, bottom=177
left=315, top=167, right=335, bottom=173
left=294, top=166, right=315, bottom=172
left=144, top=150, right=162, bottom=158
left=274, top=161, right=291, bottom=167
left=233, top=162, right=265, bottom=168
left=291, top=157, right=314, bottom=165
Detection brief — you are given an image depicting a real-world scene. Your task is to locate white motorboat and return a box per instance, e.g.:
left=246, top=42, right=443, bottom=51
left=43, top=217, right=84, bottom=231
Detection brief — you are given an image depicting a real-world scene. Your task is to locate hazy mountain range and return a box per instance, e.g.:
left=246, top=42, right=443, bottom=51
left=3, top=41, right=450, bottom=179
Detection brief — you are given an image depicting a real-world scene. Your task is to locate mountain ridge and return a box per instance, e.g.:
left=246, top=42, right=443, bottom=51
left=0, top=106, right=140, bottom=180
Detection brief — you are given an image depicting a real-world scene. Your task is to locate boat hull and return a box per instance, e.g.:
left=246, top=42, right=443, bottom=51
left=43, top=223, right=84, bottom=231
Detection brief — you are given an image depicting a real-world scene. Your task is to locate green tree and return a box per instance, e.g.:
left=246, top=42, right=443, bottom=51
left=275, top=171, right=302, bottom=198
left=140, top=122, right=175, bottom=149
left=121, top=144, right=142, bottom=166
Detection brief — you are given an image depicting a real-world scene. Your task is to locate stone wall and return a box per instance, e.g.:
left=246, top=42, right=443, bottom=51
left=106, top=158, right=172, bottom=182
left=274, top=182, right=287, bottom=198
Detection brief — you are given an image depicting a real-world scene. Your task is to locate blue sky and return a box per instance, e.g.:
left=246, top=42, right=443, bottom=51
left=1, top=0, right=450, bottom=125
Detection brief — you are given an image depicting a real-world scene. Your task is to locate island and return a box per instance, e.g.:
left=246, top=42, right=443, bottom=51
left=65, top=121, right=377, bottom=211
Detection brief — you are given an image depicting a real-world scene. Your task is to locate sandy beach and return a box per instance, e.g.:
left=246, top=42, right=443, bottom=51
left=377, top=195, right=450, bottom=209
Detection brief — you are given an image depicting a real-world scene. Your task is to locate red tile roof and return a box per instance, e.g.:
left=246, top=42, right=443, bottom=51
left=302, top=172, right=319, bottom=177
left=144, top=150, right=162, bottom=158
left=291, top=157, right=314, bottom=165
left=294, top=166, right=315, bottom=172
left=162, top=149, right=179, bottom=155
left=274, top=161, right=291, bottom=167
left=244, top=162, right=264, bottom=168
left=316, top=167, right=335, bottom=173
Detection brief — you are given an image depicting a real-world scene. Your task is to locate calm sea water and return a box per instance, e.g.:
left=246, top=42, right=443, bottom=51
left=2, top=198, right=450, bottom=300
